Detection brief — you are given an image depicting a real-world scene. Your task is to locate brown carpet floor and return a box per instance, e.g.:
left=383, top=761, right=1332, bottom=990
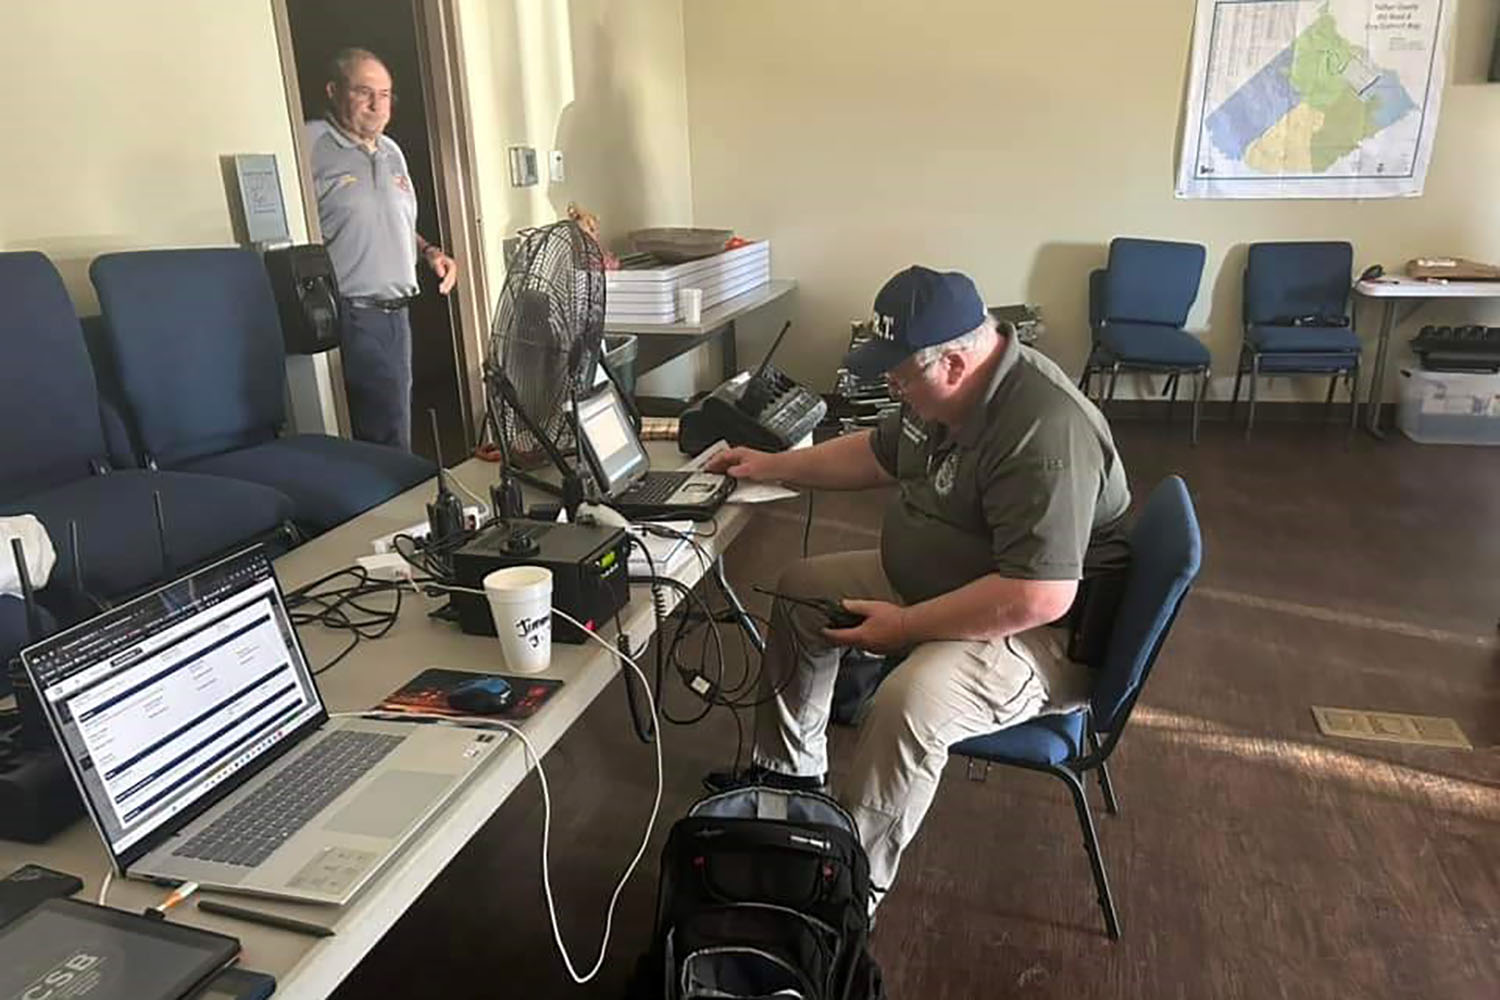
left=331, top=419, right=1500, bottom=999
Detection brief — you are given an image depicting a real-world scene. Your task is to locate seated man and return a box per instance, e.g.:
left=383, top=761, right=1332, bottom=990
left=705, top=265, right=1131, bottom=911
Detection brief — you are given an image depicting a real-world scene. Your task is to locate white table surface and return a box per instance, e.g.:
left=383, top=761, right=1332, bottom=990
left=1354, top=276, right=1500, bottom=299
left=0, top=444, right=753, bottom=999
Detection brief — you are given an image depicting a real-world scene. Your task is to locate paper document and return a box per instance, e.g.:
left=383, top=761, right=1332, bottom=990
left=679, top=439, right=803, bottom=504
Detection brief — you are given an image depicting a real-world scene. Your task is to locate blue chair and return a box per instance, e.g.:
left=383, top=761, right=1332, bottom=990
left=1081, top=239, right=1211, bottom=443
left=1233, top=242, right=1361, bottom=439
left=950, top=476, right=1203, bottom=939
left=0, top=252, right=296, bottom=603
left=89, top=249, right=434, bottom=535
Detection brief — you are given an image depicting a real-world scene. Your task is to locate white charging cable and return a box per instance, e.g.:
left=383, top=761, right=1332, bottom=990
left=382, top=594, right=662, bottom=985
left=504, top=604, right=661, bottom=984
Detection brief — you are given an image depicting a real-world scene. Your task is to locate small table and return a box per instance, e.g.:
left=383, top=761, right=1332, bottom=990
left=605, top=278, right=797, bottom=384
left=1354, top=277, right=1500, bottom=438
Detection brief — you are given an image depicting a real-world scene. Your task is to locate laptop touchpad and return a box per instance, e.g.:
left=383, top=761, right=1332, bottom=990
left=323, top=770, right=453, bottom=839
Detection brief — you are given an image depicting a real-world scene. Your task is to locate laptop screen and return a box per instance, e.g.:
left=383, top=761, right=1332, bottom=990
left=576, top=382, right=649, bottom=496
left=20, top=548, right=324, bottom=863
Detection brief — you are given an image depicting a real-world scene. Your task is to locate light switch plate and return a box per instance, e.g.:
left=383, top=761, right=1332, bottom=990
left=549, top=149, right=566, bottom=182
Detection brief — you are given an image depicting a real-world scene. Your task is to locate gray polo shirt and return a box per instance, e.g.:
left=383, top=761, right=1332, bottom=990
left=306, top=118, right=419, bottom=300
left=870, top=335, right=1131, bottom=605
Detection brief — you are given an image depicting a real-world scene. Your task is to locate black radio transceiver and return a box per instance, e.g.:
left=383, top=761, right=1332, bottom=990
left=449, top=520, right=630, bottom=643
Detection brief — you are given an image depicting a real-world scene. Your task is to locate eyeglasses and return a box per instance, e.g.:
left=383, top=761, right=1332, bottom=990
left=346, top=85, right=395, bottom=105
left=885, top=359, right=934, bottom=396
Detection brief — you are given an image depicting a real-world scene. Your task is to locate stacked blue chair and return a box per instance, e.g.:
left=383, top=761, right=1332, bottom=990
left=1081, top=238, right=1211, bottom=443
left=1233, top=241, right=1361, bottom=439
left=0, top=252, right=295, bottom=605
left=89, top=249, right=434, bottom=535
left=949, top=476, right=1202, bottom=939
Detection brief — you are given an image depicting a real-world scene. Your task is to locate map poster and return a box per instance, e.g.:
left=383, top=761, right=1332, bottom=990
left=1176, top=0, right=1452, bottom=199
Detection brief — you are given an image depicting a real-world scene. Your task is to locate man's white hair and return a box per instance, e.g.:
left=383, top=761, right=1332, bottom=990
left=910, top=312, right=1000, bottom=368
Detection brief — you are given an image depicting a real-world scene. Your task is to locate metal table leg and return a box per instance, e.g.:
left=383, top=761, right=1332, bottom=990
left=721, top=319, right=739, bottom=382
left=713, top=556, right=765, bottom=654
left=1364, top=300, right=1398, bottom=439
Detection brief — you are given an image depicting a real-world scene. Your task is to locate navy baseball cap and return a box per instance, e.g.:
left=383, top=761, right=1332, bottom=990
left=843, top=266, right=986, bottom=378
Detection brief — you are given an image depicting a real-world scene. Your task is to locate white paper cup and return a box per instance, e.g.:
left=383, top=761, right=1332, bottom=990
left=483, top=566, right=553, bottom=673
left=677, top=287, right=703, bottom=324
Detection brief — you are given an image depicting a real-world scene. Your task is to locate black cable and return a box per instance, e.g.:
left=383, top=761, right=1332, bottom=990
left=284, top=566, right=409, bottom=677
left=613, top=596, right=655, bottom=744
left=802, top=490, right=815, bottom=558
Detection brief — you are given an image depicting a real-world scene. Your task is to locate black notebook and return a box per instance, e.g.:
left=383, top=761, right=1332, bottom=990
left=0, top=898, right=239, bottom=1000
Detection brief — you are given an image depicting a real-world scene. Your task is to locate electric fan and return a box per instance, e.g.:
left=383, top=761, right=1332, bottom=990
left=483, top=219, right=607, bottom=517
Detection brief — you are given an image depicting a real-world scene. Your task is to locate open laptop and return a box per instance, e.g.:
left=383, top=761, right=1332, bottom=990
left=575, top=380, right=733, bottom=519
left=19, top=547, right=502, bottom=905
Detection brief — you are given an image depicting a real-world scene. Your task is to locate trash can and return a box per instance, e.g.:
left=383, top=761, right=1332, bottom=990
left=601, top=333, right=638, bottom=397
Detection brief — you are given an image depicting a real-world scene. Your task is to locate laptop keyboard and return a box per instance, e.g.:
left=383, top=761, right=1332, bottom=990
left=172, top=730, right=404, bottom=868
left=622, top=471, right=692, bottom=505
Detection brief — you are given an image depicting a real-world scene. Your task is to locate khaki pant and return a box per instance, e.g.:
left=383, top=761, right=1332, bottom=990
left=753, top=550, right=1084, bottom=909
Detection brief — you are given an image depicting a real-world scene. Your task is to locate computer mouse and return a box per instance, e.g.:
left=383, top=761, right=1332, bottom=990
left=447, top=677, right=513, bottom=715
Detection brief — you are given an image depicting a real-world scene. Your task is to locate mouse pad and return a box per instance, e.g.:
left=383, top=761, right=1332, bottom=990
left=374, top=668, right=562, bottom=722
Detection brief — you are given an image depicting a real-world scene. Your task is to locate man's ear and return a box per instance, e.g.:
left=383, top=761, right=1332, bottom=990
left=325, top=81, right=338, bottom=104
left=941, top=350, right=967, bottom=386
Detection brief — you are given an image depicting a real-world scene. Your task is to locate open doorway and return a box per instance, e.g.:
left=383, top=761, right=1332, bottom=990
left=279, top=0, right=471, bottom=465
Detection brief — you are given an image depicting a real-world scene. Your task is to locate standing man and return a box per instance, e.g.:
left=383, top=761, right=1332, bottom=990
left=307, top=47, right=457, bottom=451
left=705, top=266, right=1131, bottom=913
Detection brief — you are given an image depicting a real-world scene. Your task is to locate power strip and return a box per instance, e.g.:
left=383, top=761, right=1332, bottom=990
left=371, top=506, right=485, bottom=555
left=356, top=553, right=414, bottom=581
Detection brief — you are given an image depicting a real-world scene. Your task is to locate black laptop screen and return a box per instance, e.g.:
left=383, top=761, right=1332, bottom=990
left=21, top=549, right=323, bottom=861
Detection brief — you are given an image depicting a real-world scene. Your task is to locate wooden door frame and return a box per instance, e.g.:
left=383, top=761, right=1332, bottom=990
left=270, top=0, right=489, bottom=449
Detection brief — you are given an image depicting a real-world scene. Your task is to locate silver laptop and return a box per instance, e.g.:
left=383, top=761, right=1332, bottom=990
left=20, top=547, right=502, bottom=905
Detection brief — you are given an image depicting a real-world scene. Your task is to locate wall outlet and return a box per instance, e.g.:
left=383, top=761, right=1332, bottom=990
left=549, top=149, right=566, bottom=183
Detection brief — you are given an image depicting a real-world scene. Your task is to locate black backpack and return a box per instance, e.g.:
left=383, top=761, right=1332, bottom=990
left=630, top=786, right=885, bottom=1000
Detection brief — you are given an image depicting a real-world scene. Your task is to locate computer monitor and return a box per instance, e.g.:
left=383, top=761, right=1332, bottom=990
left=19, top=548, right=324, bottom=866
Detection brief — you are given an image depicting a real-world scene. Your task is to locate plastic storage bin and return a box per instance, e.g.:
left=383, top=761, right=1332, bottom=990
left=601, top=333, right=638, bottom=397
left=1397, top=368, right=1500, bottom=445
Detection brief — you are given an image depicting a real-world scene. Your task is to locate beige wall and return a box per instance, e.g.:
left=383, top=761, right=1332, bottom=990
left=458, top=0, right=701, bottom=393
left=458, top=0, right=699, bottom=393
left=683, top=0, right=1500, bottom=400
left=0, top=0, right=309, bottom=314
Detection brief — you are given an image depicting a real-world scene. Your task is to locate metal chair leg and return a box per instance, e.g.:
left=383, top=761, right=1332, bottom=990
left=1165, top=374, right=1179, bottom=423
left=1229, top=364, right=1244, bottom=422
left=1325, top=374, right=1338, bottom=421
left=1245, top=356, right=1261, bottom=441
left=1087, top=729, right=1119, bottom=815
left=1106, top=363, right=1121, bottom=410
left=1051, top=764, right=1121, bottom=940
left=1347, top=362, right=1361, bottom=442
left=1191, top=369, right=1206, bottom=446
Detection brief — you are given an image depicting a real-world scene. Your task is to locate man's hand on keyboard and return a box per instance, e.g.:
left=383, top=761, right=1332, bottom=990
left=705, top=446, right=781, bottom=482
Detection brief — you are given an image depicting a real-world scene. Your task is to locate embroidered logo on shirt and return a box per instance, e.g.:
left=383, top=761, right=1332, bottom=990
left=934, top=451, right=959, bottom=497
left=394, top=173, right=412, bottom=193
left=335, top=173, right=357, bottom=188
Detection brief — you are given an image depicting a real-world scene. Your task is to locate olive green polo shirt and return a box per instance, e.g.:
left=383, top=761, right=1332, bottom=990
left=870, top=335, right=1131, bottom=605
